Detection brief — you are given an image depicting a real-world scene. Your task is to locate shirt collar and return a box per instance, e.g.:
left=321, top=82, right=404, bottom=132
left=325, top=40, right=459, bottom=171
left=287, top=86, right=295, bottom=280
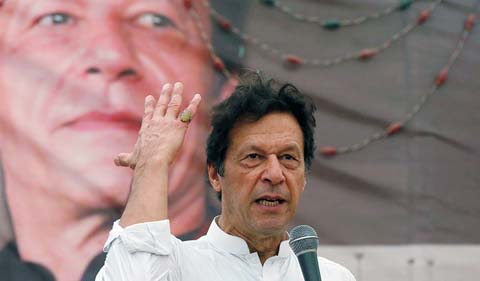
left=205, top=217, right=292, bottom=258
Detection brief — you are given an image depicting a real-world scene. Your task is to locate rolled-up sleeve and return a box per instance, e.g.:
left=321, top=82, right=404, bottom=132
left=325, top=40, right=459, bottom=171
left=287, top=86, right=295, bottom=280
left=96, top=220, right=181, bottom=281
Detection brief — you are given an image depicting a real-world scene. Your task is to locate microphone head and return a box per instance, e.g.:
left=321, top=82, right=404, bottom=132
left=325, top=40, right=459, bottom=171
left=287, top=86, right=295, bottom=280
left=289, top=225, right=319, bottom=256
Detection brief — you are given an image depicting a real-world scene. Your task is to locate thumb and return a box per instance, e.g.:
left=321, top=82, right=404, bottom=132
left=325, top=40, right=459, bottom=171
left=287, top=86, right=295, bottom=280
left=114, top=153, right=133, bottom=167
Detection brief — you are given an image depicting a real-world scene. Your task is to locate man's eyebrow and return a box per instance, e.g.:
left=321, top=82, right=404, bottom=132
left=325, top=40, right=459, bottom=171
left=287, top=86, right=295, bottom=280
left=240, top=144, right=263, bottom=152
left=240, top=143, right=302, bottom=154
left=278, top=144, right=302, bottom=154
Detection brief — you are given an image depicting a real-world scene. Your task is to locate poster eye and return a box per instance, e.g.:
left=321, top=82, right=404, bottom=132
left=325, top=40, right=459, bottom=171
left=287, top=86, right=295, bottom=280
left=38, top=13, right=74, bottom=26
left=136, top=13, right=176, bottom=29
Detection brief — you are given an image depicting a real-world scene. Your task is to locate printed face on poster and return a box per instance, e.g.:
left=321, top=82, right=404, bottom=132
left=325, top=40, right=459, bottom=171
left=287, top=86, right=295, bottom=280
left=0, top=0, right=243, bottom=279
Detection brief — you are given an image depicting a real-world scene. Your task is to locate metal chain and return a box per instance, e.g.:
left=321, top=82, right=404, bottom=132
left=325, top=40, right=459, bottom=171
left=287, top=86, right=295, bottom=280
left=205, top=0, right=443, bottom=68
left=187, top=0, right=477, bottom=157
left=262, top=0, right=415, bottom=29
left=322, top=13, right=477, bottom=156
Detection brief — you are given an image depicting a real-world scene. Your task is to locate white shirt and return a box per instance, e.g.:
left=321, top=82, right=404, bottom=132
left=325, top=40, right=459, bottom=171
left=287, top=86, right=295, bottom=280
left=96, top=219, right=356, bottom=281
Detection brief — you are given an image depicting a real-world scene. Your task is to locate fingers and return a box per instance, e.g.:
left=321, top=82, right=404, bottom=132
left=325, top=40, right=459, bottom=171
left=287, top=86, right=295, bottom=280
left=165, top=82, right=183, bottom=119
left=141, top=95, right=156, bottom=130
left=152, top=81, right=199, bottom=122
left=115, top=96, right=153, bottom=170
left=153, top=83, right=172, bottom=120
left=114, top=153, right=133, bottom=168
left=180, top=94, right=202, bottom=123
left=114, top=86, right=201, bottom=171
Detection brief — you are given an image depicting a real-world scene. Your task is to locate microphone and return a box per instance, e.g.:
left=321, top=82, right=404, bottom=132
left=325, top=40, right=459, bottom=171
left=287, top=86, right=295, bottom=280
left=289, top=225, right=322, bottom=281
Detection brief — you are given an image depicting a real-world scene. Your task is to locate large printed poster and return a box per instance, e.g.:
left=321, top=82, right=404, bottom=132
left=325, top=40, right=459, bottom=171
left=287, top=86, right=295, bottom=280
left=1, top=0, right=479, bottom=281
left=0, top=1, right=245, bottom=280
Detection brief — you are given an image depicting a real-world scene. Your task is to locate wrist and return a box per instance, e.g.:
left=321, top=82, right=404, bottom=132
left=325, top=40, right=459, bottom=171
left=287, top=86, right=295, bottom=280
left=135, top=156, right=169, bottom=174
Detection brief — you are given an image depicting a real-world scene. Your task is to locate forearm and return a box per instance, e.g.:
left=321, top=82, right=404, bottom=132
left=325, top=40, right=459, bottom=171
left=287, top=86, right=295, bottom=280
left=97, top=84, right=199, bottom=281
left=115, top=84, right=200, bottom=227
left=120, top=161, right=169, bottom=227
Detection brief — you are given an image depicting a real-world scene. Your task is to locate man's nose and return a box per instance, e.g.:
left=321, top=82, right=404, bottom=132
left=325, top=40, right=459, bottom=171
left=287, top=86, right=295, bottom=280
left=79, top=27, right=141, bottom=82
left=261, top=155, right=285, bottom=186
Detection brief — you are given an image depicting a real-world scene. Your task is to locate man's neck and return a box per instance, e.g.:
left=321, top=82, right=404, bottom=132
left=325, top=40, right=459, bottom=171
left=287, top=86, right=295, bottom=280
left=5, top=174, right=207, bottom=281
left=247, top=235, right=286, bottom=265
left=217, top=216, right=288, bottom=265
left=5, top=177, right=113, bottom=281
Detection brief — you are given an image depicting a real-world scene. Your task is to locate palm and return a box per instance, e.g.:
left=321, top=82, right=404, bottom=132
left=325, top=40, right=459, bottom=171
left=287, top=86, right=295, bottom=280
left=114, top=82, right=201, bottom=169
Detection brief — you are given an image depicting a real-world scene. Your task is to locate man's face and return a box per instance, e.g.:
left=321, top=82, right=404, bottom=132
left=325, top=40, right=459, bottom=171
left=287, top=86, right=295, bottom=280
left=0, top=0, right=213, bottom=207
left=215, top=112, right=306, bottom=236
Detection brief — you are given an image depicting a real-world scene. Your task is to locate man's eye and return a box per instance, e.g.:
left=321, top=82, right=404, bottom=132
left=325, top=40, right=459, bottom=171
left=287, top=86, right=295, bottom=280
left=136, top=13, right=176, bottom=28
left=247, top=153, right=259, bottom=159
left=38, top=13, right=74, bottom=26
left=281, top=154, right=296, bottom=161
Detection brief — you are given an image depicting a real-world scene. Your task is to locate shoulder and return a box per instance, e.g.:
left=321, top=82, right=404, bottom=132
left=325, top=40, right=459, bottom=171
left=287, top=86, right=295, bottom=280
left=0, top=242, right=20, bottom=264
left=317, top=256, right=356, bottom=281
left=0, top=241, right=55, bottom=280
left=181, top=235, right=211, bottom=250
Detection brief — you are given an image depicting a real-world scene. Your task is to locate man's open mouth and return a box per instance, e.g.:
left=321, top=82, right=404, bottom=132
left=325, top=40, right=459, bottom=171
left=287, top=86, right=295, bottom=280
left=256, top=198, right=286, bottom=207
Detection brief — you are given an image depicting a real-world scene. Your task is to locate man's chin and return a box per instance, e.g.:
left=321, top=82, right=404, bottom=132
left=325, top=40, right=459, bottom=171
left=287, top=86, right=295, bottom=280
left=86, top=168, right=132, bottom=190
left=54, top=136, right=137, bottom=166
left=49, top=158, right=133, bottom=208
left=70, top=175, right=131, bottom=209
left=253, top=218, right=290, bottom=235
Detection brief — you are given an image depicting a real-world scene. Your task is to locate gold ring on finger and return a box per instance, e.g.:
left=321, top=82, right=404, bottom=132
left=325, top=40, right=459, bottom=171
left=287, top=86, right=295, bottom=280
left=180, top=110, right=193, bottom=123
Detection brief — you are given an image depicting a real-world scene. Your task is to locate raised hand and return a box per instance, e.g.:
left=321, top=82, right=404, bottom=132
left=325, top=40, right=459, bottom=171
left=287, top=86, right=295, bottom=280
left=114, top=82, right=201, bottom=170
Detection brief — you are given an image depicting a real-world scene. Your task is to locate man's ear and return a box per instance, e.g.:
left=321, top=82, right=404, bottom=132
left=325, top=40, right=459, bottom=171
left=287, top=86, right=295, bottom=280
left=207, top=164, right=222, bottom=192
left=302, top=179, right=306, bottom=192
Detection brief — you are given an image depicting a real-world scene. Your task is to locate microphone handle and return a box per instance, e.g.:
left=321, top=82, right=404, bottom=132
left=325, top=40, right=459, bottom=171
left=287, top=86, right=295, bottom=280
left=297, top=251, right=322, bottom=281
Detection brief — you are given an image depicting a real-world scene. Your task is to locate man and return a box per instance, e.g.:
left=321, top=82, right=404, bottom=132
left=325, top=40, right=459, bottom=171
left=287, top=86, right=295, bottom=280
left=0, top=0, right=242, bottom=280
left=97, top=72, right=356, bottom=280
